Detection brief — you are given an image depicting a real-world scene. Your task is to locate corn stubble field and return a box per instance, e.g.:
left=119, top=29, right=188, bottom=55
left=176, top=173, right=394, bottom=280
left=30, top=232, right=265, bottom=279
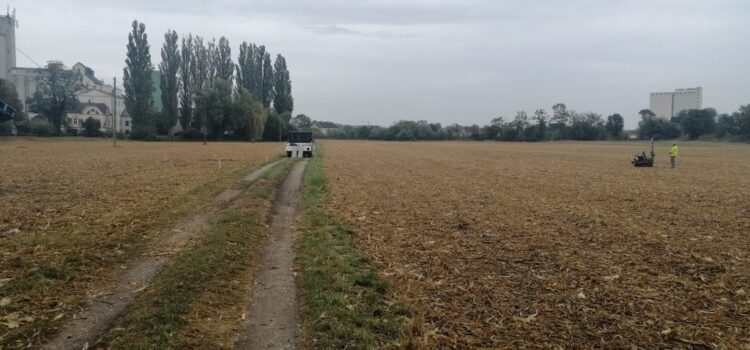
left=0, top=138, right=748, bottom=349
left=0, top=138, right=280, bottom=346
left=323, top=141, right=750, bottom=348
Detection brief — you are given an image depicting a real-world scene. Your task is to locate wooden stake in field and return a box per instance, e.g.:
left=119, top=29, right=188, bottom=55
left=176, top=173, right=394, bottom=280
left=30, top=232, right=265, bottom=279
left=112, top=77, right=117, bottom=147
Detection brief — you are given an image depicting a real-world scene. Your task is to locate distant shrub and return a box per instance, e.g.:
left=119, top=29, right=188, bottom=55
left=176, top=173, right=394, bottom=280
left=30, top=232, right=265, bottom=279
left=0, top=121, right=13, bottom=135
left=29, top=118, right=55, bottom=136
left=82, top=117, right=102, bottom=137
left=180, top=128, right=205, bottom=140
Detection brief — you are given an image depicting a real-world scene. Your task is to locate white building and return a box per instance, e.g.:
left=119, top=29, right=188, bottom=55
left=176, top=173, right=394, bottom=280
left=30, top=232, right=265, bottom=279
left=1, top=10, right=130, bottom=134
left=311, top=121, right=339, bottom=135
left=72, top=62, right=131, bottom=134
left=649, top=87, right=703, bottom=119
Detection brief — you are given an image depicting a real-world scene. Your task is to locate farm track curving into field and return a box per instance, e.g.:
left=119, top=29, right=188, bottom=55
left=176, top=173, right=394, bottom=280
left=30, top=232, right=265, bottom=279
left=41, top=159, right=284, bottom=350
left=322, top=140, right=750, bottom=348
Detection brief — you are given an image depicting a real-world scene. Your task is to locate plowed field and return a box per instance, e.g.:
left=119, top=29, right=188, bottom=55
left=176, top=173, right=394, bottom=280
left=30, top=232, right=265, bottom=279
left=323, top=140, right=750, bottom=348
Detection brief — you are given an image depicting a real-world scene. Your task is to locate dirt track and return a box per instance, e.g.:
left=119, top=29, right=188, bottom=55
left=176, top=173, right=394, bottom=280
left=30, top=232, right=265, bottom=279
left=41, top=160, right=283, bottom=350
left=235, top=159, right=308, bottom=350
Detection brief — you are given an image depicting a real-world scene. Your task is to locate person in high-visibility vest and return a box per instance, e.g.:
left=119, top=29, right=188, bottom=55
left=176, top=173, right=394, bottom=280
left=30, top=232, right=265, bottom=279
left=670, top=144, right=679, bottom=168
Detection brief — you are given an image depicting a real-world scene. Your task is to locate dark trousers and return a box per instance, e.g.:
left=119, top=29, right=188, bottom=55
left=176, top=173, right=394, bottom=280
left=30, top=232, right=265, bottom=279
left=670, top=156, right=676, bottom=168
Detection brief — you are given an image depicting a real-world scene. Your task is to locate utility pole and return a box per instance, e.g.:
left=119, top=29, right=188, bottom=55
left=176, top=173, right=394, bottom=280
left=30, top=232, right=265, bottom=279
left=113, top=77, right=117, bottom=147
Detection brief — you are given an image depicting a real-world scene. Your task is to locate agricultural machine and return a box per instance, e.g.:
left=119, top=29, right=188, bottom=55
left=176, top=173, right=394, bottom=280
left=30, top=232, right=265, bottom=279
left=631, top=138, right=655, bottom=167
left=0, top=99, right=16, bottom=123
left=286, top=131, right=315, bottom=158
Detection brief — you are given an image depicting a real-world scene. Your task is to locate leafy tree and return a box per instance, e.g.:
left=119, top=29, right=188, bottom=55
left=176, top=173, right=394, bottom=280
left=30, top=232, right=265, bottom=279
left=273, top=54, right=293, bottom=114
left=29, top=118, right=55, bottom=136
left=673, top=108, right=716, bottom=139
left=234, top=87, right=267, bottom=141
left=532, top=109, right=548, bottom=141
left=736, top=104, right=750, bottom=136
left=205, top=38, right=217, bottom=84
left=179, top=34, right=194, bottom=131
left=484, top=117, right=504, bottom=140
left=214, top=36, right=234, bottom=81
left=0, top=79, right=28, bottom=133
left=201, top=78, right=233, bottom=138
left=159, top=30, right=180, bottom=136
left=550, top=103, right=570, bottom=139
left=252, top=45, right=265, bottom=99
left=236, top=42, right=256, bottom=94
left=263, top=111, right=292, bottom=141
left=261, top=52, right=274, bottom=108
left=191, top=36, right=211, bottom=130
left=716, top=113, right=738, bottom=137
left=82, top=117, right=102, bottom=137
left=28, top=61, right=82, bottom=134
left=509, top=111, right=529, bottom=140
left=638, top=109, right=655, bottom=118
left=291, top=114, right=312, bottom=129
left=123, top=20, right=155, bottom=138
left=605, top=113, right=624, bottom=138
left=236, top=42, right=274, bottom=108
left=569, top=112, right=604, bottom=140
left=638, top=115, right=680, bottom=140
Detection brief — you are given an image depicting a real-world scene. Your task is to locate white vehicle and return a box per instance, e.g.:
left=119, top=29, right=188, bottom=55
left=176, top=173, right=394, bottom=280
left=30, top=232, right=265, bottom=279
left=286, top=131, right=315, bottom=158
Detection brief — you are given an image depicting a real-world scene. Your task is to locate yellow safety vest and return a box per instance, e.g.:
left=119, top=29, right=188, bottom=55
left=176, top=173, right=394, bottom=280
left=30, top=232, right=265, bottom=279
left=670, top=146, right=679, bottom=157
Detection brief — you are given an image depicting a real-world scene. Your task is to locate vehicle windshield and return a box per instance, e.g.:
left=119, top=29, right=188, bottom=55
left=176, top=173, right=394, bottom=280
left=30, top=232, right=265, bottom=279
left=288, top=132, right=313, bottom=143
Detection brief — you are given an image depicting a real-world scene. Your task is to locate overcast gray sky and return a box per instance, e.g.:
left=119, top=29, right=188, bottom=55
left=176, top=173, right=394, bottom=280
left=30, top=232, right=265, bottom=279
left=7, top=0, right=750, bottom=128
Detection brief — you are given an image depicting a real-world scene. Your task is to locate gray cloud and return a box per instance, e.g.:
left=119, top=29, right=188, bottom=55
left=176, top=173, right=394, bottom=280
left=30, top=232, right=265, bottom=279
left=6, top=0, right=750, bottom=128
left=311, top=25, right=414, bottom=39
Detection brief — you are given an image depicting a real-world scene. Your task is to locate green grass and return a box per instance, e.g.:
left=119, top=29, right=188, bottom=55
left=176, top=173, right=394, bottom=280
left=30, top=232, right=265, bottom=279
left=102, top=160, right=290, bottom=349
left=298, top=151, right=415, bottom=349
left=263, top=158, right=293, bottom=180
left=104, top=207, right=266, bottom=349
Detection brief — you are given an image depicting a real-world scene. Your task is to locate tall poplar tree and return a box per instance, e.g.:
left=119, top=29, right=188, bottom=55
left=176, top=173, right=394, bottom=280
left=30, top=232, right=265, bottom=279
left=260, top=52, right=274, bottom=108
left=252, top=45, right=265, bottom=97
left=215, top=37, right=233, bottom=82
left=191, top=36, right=210, bottom=130
left=179, top=34, right=194, bottom=131
left=123, top=20, right=155, bottom=138
left=159, top=30, right=180, bottom=136
left=236, top=42, right=255, bottom=94
left=272, top=54, right=293, bottom=114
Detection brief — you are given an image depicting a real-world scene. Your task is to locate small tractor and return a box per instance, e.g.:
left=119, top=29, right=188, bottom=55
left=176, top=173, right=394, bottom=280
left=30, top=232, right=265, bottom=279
left=631, top=138, right=655, bottom=167
left=286, top=131, right=315, bottom=158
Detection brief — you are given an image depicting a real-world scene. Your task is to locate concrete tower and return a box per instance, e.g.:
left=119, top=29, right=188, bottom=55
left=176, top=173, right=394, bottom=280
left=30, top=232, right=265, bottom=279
left=0, top=9, right=17, bottom=81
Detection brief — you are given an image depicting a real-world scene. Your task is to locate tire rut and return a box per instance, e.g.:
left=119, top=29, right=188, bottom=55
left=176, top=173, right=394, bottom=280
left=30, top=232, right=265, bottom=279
left=41, top=159, right=284, bottom=350
left=235, top=159, right=308, bottom=350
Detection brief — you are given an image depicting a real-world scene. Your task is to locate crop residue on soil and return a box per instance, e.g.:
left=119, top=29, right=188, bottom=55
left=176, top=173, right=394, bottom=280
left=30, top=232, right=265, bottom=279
left=322, top=140, right=750, bottom=348
left=0, top=138, right=280, bottom=347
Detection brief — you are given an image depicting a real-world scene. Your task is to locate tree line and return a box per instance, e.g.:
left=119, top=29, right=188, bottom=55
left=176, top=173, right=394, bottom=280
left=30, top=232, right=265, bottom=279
left=316, top=102, right=750, bottom=142
left=317, top=103, right=624, bottom=141
left=637, top=105, right=750, bottom=141
left=123, top=20, right=294, bottom=140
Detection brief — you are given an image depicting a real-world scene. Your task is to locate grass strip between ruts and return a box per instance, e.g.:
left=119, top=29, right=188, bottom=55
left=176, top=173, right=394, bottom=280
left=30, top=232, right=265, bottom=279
left=101, top=159, right=293, bottom=349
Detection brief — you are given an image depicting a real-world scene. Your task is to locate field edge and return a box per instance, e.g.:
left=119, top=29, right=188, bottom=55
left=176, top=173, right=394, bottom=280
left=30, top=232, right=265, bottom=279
left=296, top=152, right=425, bottom=349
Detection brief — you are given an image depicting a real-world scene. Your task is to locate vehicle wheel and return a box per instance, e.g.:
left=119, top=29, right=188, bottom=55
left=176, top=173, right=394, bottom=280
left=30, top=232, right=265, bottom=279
left=286, top=151, right=292, bottom=158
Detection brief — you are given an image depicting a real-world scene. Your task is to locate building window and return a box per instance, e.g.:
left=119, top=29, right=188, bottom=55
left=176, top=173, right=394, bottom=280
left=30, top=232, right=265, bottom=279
left=125, top=121, right=130, bottom=127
